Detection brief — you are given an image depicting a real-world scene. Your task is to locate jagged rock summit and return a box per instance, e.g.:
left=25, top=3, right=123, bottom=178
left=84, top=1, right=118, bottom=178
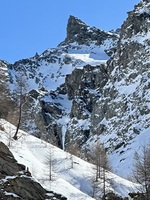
left=66, top=15, right=87, bottom=41
left=60, top=15, right=118, bottom=49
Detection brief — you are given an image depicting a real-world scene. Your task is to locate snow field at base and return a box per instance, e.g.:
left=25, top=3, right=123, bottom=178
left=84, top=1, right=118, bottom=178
left=0, top=119, right=140, bottom=200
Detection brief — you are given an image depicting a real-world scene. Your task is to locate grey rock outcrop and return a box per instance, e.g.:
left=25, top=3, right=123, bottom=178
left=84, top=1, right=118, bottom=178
left=0, top=142, right=25, bottom=178
left=63, top=64, right=109, bottom=147
left=0, top=61, right=14, bottom=119
left=0, top=142, right=67, bottom=200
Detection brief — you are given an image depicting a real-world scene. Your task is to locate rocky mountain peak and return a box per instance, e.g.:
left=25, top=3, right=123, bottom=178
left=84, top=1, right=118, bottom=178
left=66, top=15, right=87, bottom=40
left=59, top=15, right=118, bottom=46
left=110, top=0, right=150, bottom=71
left=119, top=0, right=150, bottom=40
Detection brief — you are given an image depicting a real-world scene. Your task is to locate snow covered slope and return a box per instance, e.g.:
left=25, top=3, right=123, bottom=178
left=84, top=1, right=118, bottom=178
left=0, top=119, right=139, bottom=200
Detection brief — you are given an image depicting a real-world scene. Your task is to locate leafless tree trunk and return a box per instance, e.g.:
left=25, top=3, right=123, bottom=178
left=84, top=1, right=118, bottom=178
left=89, top=141, right=110, bottom=199
left=67, top=140, right=80, bottom=169
left=13, top=95, right=22, bottom=140
left=13, top=75, right=27, bottom=140
left=102, top=167, right=106, bottom=200
left=133, top=143, right=150, bottom=200
left=90, top=141, right=110, bottom=181
left=91, top=176, right=98, bottom=198
left=45, top=146, right=54, bottom=181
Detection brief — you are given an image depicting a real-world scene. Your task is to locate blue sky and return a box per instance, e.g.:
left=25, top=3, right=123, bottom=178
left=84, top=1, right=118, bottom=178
left=0, top=0, right=140, bottom=63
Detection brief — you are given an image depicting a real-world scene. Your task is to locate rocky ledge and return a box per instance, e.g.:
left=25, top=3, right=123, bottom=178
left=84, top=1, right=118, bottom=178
left=0, top=142, right=67, bottom=200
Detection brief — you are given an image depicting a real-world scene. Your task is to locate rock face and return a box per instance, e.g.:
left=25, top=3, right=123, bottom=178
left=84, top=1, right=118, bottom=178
left=0, top=142, right=25, bottom=178
left=0, top=142, right=67, bottom=200
left=0, top=61, right=14, bottom=119
left=64, top=64, right=108, bottom=147
left=90, top=0, right=150, bottom=150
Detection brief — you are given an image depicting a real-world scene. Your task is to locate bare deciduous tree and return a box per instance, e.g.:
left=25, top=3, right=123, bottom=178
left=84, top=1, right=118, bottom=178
left=67, top=140, right=80, bottom=168
left=89, top=141, right=110, bottom=199
left=45, top=145, right=55, bottom=181
left=133, top=143, right=150, bottom=200
left=90, top=141, right=110, bottom=181
left=13, top=74, right=28, bottom=140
